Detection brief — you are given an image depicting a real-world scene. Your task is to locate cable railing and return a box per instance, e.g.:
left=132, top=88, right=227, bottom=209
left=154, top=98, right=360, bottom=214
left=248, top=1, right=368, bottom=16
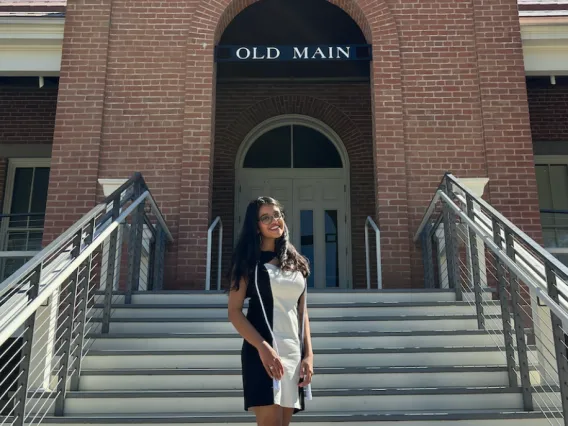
left=415, top=173, right=568, bottom=424
left=0, top=173, right=172, bottom=426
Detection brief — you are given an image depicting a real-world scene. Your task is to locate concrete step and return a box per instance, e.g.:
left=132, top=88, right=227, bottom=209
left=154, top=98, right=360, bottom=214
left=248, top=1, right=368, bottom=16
left=38, top=387, right=558, bottom=415
left=82, top=346, right=509, bottom=369
left=94, top=290, right=461, bottom=305
left=90, top=302, right=501, bottom=319
left=38, top=409, right=558, bottom=425
left=78, top=366, right=512, bottom=391
left=87, top=329, right=504, bottom=351
left=91, top=315, right=493, bottom=334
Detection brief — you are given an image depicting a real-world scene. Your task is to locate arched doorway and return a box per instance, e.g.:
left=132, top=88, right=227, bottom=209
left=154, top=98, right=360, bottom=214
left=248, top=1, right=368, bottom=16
left=235, top=115, right=352, bottom=288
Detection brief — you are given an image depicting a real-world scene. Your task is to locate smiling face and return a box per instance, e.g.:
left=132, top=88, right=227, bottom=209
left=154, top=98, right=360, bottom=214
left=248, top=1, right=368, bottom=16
left=258, top=204, right=285, bottom=240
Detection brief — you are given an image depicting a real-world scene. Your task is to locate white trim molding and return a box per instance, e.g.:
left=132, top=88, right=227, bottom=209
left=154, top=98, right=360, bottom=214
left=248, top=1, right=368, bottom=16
left=0, top=17, right=64, bottom=76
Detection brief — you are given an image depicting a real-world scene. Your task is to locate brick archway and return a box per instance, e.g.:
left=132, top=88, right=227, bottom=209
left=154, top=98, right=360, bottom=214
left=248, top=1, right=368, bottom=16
left=179, top=0, right=409, bottom=287
left=213, top=94, right=374, bottom=288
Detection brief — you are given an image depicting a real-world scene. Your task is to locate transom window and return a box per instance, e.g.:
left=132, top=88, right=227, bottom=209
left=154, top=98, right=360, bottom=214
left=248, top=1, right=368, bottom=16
left=243, top=125, right=343, bottom=169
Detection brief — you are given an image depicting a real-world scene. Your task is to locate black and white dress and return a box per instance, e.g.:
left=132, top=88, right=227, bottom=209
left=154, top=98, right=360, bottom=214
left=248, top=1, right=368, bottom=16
left=241, top=250, right=306, bottom=413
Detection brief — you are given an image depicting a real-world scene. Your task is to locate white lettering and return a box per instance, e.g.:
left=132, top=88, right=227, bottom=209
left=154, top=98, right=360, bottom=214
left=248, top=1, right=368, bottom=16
left=236, top=47, right=251, bottom=60
left=252, top=47, right=266, bottom=59
left=312, top=47, right=326, bottom=59
left=293, top=47, right=309, bottom=59
left=337, top=46, right=350, bottom=59
left=267, top=47, right=280, bottom=60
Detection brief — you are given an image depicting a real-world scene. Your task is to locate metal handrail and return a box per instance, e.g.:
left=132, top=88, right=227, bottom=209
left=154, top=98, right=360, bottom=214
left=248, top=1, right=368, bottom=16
left=364, top=216, right=381, bottom=289
left=439, top=190, right=568, bottom=326
left=418, top=173, right=568, bottom=423
left=206, top=216, right=223, bottom=291
left=0, top=203, right=107, bottom=298
left=0, top=190, right=152, bottom=344
left=415, top=173, right=568, bottom=280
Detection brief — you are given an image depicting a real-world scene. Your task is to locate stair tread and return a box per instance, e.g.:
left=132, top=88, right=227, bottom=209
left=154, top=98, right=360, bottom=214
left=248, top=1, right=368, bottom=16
left=39, top=409, right=555, bottom=423
left=85, top=345, right=505, bottom=356
left=62, top=386, right=549, bottom=398
left=80, top=365, right=509, bottom=375
left=86, top=329, right=495, bottom=339
left=93, top=301, right=495, bottom=309
left=90, top=314, right=480, bottom=323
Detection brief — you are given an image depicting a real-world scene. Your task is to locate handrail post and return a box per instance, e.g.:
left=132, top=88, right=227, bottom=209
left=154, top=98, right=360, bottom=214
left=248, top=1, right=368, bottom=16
left=152, top=226, right=166, bottom=291
left=422, top=223, right=435, bottom=288
left=54, top=228, right=83, bottom=416
left=492, top=218, right=518, bottom=388
left=466, top=194, right=484, bottom=329
left=216, top=222, right=223, bottom=291
left=102, top=198, right=120, bottom=333
left=504, top=227, right=533, bottom=411
left=206, top=217, right=223, bottom=291
left=13, top=265, right=41, bottom=426
left=364, top=217, right=381, bottom=290
left=126, top=181, right=145, bottom=302
left=441, top=183, right=461, bottom=300
left=545, top=262, right=568, bottom=422
left=69, top=218, right=95, bottom=391
left=365, top=221, right=370, bottom=290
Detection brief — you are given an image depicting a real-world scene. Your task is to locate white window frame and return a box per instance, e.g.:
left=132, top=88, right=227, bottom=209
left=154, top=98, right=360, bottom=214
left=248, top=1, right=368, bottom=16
left=535, top=155, right=568, bottom=256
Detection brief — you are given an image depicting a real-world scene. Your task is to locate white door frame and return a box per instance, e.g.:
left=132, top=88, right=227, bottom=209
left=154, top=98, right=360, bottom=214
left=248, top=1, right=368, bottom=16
left=234, top=115, right=353, bottom=288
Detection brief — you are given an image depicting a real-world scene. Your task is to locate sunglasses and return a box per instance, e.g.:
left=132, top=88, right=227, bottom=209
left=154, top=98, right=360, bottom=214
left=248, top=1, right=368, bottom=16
left=258, top=210, right=283, bottom=225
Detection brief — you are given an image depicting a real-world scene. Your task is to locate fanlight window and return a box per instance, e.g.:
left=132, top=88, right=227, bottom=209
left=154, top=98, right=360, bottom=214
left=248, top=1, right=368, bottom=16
left=243, top=125, right=343, bottom=169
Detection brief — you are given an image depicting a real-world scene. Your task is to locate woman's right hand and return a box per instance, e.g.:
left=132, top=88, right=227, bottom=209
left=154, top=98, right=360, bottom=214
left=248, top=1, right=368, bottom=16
left=258, top=341, right=284, bottom=380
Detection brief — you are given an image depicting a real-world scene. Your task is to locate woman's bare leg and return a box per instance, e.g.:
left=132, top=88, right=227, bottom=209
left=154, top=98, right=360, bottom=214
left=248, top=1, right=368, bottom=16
left=281, top=407, right=294, bottom=426
left=252, top=405, right=283, bottom=426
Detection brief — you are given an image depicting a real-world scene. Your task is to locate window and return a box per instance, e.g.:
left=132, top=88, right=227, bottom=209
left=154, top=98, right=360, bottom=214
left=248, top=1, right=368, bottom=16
left=243, top=125, right=342, bottom=169
left=0, top=159, right=51, bottom=279
left=535, top=157, right=568, bottom=265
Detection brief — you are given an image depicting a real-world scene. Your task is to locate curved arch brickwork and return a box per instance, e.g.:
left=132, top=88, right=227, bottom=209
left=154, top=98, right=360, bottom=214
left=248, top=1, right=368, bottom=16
left=182, top=0, right=409, bottom=288
left=213, top=89, right=375, bottom=289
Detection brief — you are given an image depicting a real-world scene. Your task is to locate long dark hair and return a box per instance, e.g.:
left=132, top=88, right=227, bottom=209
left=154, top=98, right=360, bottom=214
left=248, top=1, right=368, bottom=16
left=227, top=196, right=310, bottom=291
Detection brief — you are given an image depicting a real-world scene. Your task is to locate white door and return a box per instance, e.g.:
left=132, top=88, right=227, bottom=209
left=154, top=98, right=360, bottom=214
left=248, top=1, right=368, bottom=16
left=236, top=176, right=348, bottom=289
left=292, top=178, right=347, bottom=289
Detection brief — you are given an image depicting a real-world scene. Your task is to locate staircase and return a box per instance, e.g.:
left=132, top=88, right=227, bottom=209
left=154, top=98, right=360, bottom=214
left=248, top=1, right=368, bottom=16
left=37, top=289, right=553, bottom=425
left=2, top=172, right=566, bottom=426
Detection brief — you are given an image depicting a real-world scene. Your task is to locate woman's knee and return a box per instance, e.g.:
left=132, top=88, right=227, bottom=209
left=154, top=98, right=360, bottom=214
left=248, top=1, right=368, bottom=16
left=253, top=405, right=283, bottom=426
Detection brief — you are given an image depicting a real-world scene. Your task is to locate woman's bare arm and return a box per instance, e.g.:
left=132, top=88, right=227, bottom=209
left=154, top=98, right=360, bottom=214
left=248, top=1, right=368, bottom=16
left=227, top=278, right=284, bottom=379
left=228, top=278, right=265, bottom=349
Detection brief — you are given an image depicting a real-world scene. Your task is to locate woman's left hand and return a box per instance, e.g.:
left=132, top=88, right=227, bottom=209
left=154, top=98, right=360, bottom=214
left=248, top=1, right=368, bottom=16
left=299, top=355, right=314, bottom=387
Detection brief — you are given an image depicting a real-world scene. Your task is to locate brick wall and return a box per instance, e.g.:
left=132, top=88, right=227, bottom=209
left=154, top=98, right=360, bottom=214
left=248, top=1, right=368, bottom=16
left=45, top=0, right=542, bottom=289
left=0, top=87, right=57, bottom=146
left=528, top=78, right=568, bottom=142
left=213, top=83, right=374, bottom=289
left=0, top=86, right=57, bottom=210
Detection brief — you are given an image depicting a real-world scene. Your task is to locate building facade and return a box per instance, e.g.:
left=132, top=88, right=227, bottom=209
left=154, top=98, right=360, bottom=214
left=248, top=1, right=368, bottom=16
left=1, top=0, right=568, bottom=290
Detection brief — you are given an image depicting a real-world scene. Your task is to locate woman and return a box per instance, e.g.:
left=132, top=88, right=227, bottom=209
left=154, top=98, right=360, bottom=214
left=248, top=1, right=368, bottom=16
left=227, top=196, right=314, bottom=426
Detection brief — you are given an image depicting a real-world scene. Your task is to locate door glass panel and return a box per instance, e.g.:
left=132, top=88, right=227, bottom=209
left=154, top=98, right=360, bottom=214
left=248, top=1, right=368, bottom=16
left=300, top=210, right=315, bottom=288
left=325, top=210, right=339, bottom=287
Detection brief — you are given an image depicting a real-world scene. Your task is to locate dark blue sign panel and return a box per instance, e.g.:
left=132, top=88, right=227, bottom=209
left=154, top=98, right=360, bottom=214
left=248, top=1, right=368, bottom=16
left=215, top=45, right=372, bottom=62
